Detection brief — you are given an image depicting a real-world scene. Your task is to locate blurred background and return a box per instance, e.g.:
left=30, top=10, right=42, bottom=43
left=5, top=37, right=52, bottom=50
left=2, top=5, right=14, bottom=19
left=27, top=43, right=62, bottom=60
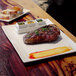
left=33, top=0, right=76, bottom=36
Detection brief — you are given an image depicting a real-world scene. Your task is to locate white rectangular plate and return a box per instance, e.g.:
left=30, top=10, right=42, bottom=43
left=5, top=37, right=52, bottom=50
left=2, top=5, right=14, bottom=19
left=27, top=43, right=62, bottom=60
left=0, top=9, right=30, bottom=22
left=2, top=19, right=76, bottom=63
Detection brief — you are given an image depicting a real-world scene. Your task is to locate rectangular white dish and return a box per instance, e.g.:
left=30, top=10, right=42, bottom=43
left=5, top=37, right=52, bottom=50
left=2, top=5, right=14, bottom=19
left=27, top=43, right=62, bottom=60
left=2, top=19, right=76, bottom=63
left=16, top=18, right=47, bottom=34
left=0, top=9, right=30, bottom=22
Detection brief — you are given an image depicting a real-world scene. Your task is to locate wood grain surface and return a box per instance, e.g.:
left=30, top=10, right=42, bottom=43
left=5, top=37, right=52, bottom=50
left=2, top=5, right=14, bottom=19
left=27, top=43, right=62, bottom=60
left=0, top=0, right=76, bottom=76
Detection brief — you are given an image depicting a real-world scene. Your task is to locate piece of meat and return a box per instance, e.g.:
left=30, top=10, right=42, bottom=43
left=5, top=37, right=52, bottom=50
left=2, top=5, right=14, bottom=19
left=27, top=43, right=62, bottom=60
left=23, top=24, right=60, bottom=44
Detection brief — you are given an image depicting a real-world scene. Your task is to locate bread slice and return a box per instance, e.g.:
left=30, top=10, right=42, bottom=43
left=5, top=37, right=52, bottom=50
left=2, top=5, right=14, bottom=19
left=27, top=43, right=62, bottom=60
left=29, top=46, right=72, bottom=59
left=1, top=9, right=17, bottom=14
left=12, top=6, right=23, bottom=15
left=1, top=6, right=23, bottom=19
left=0, top=13, right=12, bottom=20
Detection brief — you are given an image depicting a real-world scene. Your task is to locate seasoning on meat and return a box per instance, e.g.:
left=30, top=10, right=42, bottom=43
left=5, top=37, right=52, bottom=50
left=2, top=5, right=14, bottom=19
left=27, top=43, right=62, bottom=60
left=23, top=24, right=60, bottom=44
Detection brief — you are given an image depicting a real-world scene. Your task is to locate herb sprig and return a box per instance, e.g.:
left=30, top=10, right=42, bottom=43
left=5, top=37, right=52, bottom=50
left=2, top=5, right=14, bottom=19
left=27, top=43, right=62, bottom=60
left=42, top=28, right=48, bottom=31
left=34, top=30, right=39, bottom=35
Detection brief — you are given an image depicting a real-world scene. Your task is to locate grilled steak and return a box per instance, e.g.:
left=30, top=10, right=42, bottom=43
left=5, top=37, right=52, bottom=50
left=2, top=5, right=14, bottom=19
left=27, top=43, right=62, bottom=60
left=23, top=24, right=60, bottom=44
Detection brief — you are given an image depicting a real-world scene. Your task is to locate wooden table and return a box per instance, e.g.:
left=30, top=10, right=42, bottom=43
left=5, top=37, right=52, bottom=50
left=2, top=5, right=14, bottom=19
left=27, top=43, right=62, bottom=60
left=0, top=0, right=76, bottom=76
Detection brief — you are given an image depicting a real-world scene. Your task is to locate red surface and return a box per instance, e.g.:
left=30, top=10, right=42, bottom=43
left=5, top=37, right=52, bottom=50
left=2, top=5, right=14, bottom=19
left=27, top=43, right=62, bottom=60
left=0, top=0, right=76, bottom=76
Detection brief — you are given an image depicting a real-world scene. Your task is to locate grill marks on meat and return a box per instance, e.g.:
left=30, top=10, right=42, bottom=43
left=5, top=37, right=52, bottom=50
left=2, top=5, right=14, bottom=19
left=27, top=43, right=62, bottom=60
left=23, top=24, right=60, bottom=44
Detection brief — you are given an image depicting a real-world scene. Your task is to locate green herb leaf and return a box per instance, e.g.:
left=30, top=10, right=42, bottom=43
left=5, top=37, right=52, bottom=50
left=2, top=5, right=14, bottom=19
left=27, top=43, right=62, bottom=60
left=37, top=19, right=43, bottom=22
left=27, top=35, right=31, bottom=37
left=18, top=22, right=25, bottom=25
left=34, top=30, right=39, bottom=35
left=42, top=28, right=48, bottom=31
